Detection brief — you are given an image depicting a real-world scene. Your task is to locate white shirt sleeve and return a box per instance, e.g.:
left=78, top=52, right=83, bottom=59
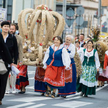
left=95, top=51, right=100, bottom=69
left=69, top=44, right=75, bottom=58
left=80, top=49, right=84, bottom=64
left=62, top=48, right=71, bottom=69
left=43, top=47, right=49, bottom=65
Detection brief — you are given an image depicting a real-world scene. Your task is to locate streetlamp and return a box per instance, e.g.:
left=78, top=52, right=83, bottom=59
left=62, top=0, right=66, bottom=40
left=31, top=0, right=34, bottom=9
left=98, top=0, right=101, bottom=29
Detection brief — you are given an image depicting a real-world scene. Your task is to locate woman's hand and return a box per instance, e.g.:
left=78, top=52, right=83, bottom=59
left=43, top=63, right=47, bottom=69
left=65, top=67, right=71, bottom=70
left=10, top=63, right=17, bottom=68
left=97, top=68, right=99, bottom=72
left=19, top=62, right=23, bottom=66
left=103, top=69, right=106, bottom=71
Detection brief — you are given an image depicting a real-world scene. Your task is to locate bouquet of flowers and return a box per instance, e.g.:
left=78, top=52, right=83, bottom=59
left=91, top=26, right=100, bottom=42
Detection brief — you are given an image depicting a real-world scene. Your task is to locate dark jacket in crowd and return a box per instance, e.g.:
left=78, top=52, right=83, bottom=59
left=0, top=33, right=13, bottom=102
left=0, top=33, right=12, bottom=65
left=5, top=33, right=18, bottom=64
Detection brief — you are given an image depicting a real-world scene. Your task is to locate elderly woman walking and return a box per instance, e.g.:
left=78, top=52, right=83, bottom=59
left=58, top=35, right=77, bottom=98
left=77, top=40, right=100, bottom=97
left=43, top=36, right=71, bottom=98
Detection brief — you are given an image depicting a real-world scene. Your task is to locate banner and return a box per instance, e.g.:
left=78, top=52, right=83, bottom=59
left=0, top=8, right=7, bottom=23
left=102, top=0, right=108, bottom=6
left=99, top=32, right=108, bottom=38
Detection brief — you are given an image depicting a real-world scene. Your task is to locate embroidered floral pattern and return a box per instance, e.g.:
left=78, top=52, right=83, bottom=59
left=35, top=68, right=45, bottom=82
left=44, top=68, right=65, bottom=87
left=81, top=65, right=96, bottom=83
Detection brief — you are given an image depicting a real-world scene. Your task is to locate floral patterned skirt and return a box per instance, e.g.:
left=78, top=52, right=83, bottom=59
left=80, top=65, right=97, bottom=87
left=77, top=76, right=96, bottom=95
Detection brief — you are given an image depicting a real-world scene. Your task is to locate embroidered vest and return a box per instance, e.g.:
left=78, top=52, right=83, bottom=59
left=83, top=49, right=96, bottom=66
left=46, top=46, right=64, bottom=67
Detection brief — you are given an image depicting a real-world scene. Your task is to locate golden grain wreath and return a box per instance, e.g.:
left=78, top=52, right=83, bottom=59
left=18, top=5, right=65, bottom=66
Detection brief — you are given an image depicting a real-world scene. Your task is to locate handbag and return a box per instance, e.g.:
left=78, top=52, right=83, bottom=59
left=0, top=59, right=7, bottom=75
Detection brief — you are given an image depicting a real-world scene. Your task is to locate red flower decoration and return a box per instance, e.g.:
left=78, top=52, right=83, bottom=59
left=39, top=43, right=43, bottom=46
left=37, top=20, right=41, bottom=23
left=37, top=20, right=39, bottom=23
left=46, top=7, right=48, bottom=10
left=25, top=34, right=28, bottom=39
left=53, top=37, right=55, bottom=40
left=49, top=9, right=52, bottom=11
left=26, top=36, right=28, bottom=39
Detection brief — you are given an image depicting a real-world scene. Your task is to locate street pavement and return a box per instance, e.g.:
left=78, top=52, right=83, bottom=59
left=1, top=66, right=108, bottom=108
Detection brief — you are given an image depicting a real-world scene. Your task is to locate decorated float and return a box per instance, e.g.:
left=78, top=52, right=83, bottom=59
left=18, top=5, right=65, bottom=66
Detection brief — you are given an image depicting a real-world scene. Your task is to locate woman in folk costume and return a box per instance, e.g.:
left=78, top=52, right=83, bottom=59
left=75, top=39, right=80, bottom=51
left=77, top=40, right=100, bottom=97
left=43, top=36, right=71, bottom=98
left=16, top=65, right=29, bottom=93
left=98, top=50, right=108, bottom=82
left=75, top=39, right=87, bottom=59
left=34, top=67, right=47, bottom=96
left=16, top=42, right=29, bottom=94
left=58, top=35, right=77, bottom=98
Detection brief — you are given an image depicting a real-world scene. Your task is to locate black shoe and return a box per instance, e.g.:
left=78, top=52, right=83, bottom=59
left=51, top=92, right=55, bottom=98
left=45, top=90, right=51, bottom=97
left=84, top=94, right=88, bottom=97
left=18, top=91, right=25, bottom=94
left=80, top=92, right=84, bottom=96
left=0, top=101, right=2, bottom=105
left=97, top=85, right=100, bottom=88
left=57, top=94, right=60, bottom=97
left=61, top=96, right=66, bottom=98
left=41, top=93, right=44, bottom=96
left=101, top=85, right=104, bottom=87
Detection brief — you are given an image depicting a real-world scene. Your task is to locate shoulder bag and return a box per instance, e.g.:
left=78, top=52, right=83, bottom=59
left=0, top=59, right=7, bottom=74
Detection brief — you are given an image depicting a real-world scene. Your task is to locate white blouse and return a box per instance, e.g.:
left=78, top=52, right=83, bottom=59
left=61, top=43, right=75, bottom=58
left=80, top=49, right=100, bottom=69
left=105, top=50, right=108, bottom=55
left=4, top=34, right=9, bottom=43
left=43, top=44, right=71, bottom=69
left=77, top=47, right=84, bottom=60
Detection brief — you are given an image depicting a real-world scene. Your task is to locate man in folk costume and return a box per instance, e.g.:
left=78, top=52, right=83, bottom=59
left=9, top=24, right=29, bottom=93
left=58, top=35, right=77, bottom=98
left=43, top=36, right=71, bottom=98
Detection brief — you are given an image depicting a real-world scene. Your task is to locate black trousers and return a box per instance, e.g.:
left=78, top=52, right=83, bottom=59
left=0, top=71, right=9, bottom=101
